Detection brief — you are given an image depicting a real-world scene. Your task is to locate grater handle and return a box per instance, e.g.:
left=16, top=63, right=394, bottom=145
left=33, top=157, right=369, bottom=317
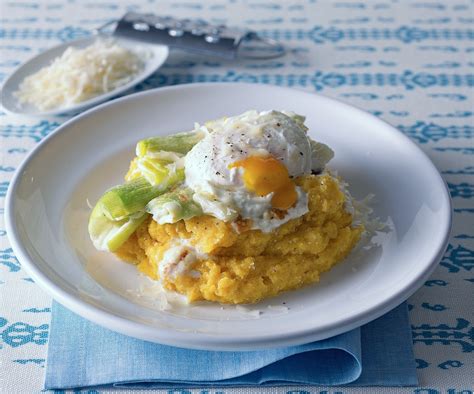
left=95, top=12, right=285, bottom=60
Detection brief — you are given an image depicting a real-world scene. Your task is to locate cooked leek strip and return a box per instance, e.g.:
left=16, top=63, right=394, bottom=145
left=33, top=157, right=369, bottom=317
left=310, top=140, right=334, bottom=173
left=137, top=157, right=184, bottom=187
left=88, top=205, right=147, bottom=252
left=146, top=187, right=202, bottom=224
left=136, top=131, right=204, bottom=157
left=89, top=130, right=201, bottom=250
left=98, top=174, right=183, bottom=220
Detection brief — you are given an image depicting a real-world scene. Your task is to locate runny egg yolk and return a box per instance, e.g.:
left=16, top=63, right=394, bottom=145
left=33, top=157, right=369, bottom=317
left=229, top=156, right=298, bottom=210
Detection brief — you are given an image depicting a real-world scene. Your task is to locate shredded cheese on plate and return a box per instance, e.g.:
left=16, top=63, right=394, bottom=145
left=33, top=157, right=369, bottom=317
left=15, top=39, right=146, bottom=111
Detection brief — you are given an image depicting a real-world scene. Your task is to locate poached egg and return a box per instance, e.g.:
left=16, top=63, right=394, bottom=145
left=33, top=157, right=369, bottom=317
left=184, top=110, right=332, bottom=232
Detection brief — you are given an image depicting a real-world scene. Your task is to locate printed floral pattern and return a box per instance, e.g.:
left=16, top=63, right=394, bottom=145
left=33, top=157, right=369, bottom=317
left=0, top=1, right=472, bottom=393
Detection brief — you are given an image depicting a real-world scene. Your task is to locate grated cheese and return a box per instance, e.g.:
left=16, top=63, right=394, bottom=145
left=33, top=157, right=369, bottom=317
left=15, top=39, right=147, bottom=111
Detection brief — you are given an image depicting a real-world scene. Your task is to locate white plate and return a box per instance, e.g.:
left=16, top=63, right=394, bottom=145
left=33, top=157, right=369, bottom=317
left=5, top=83, right=451, bottom=350
left=0, top=36, right=168, bottom=117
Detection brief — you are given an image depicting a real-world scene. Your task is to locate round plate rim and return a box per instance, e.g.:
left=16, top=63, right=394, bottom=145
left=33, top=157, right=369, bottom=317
left=0, top=36, right=169, bottom=117
left=5, top=82, right=452, bottom=350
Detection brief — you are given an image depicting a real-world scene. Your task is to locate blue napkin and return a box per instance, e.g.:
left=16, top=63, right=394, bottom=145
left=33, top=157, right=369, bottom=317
left=45, top=302, right=417, bottom=389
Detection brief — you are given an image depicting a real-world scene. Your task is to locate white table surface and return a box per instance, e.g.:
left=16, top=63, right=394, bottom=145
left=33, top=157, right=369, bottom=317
left=0, top=0, right=473, bottom=393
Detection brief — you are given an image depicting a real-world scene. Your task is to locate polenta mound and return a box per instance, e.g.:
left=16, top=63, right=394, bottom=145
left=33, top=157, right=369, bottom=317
left=116, top=174, right=363, bottom=304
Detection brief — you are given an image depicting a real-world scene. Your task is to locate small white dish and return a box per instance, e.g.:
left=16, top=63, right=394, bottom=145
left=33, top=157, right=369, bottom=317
left=5, top=83, right=451, bottom=350
left=0, top=36, right=168, bottom=117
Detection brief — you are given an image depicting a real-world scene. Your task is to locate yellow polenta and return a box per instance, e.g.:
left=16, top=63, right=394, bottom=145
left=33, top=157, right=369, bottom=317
left=116, top=174, right=363, bottom=304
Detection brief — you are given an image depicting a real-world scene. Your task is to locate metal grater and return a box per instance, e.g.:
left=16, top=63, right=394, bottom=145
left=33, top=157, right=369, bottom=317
left=96, top=12, right=285, bottom=60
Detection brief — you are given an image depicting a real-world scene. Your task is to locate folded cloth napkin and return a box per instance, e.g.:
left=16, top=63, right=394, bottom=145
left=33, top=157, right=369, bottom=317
left=45, top=302, right=417, bottom=389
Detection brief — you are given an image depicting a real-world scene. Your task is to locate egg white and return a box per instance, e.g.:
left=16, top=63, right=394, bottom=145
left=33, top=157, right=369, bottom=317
left=184, top=110, right=317, bottom=232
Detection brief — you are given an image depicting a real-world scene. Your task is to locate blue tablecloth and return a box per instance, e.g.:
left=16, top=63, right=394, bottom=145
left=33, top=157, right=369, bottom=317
left=1, top=1, right=473, bottom=393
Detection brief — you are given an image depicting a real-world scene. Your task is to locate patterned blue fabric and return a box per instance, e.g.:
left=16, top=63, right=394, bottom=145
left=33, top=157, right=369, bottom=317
left=44, top=302, right=416, bottom=389
left=1, top=1, right=473, bottom=392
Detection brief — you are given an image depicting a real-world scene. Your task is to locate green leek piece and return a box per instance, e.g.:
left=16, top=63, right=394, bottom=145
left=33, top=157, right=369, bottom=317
left=146, top=187, right=202, bottom=224
left=310, top=139, right=334, bottom=172
left=89, top=130, right=202, bottom=251
left=98, top=177, right=164, bottom=220
left=136, top=157, right=183, bottom=186
left=88, top=204, right=147, bottom=252
left=98, top=168, right=184, bottom=221
left=136, top=131, right=203, bottom=157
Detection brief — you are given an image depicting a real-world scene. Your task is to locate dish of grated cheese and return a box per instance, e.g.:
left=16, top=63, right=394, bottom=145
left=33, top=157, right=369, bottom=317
left=14, top=39, right=147, bottom=111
